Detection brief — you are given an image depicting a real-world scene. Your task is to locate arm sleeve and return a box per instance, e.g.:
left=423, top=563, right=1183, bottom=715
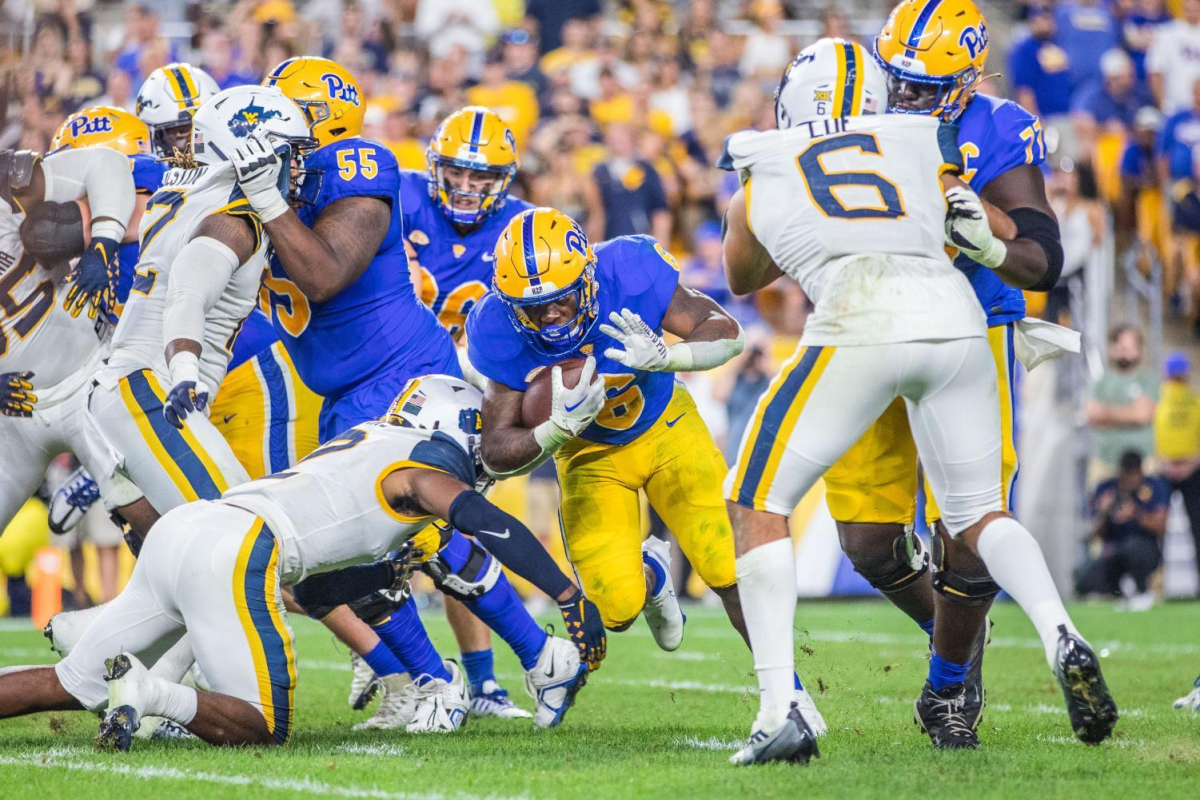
left=40, top=147, right=135, bottom=241
left=161, top=236, right=239, bottom=350
left=448, top=490, right=573, bottom=599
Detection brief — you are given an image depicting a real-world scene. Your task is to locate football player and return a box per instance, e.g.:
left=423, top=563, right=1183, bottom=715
left=135, top=62, right=221, bottom=159
left=808, top=0, right=1069, bottom=748
left=402, top=106, right=539, bottom=716
left=466, top=207, right=824, bottom=734
left=721, top=38, right=1113, bottom=765
left=0, top=376, right=605, bottom=749
left=242, top=58, right=579, bottom=729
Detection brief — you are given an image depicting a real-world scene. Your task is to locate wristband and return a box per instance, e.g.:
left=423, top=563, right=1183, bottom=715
left=533, top=419, right=571, bottom=453
left=167, top=351, right=200, bottom=387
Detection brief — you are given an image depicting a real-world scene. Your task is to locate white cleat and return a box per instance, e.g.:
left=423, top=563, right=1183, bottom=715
left=641, top=536, right=684, bottom=651
left=1173, top=675, right=1200, bottom=711
left=794, top=688, right=828, bottom=737
left=134, top=716, right=196, bottom=740
left=97, top=653, right=154, bottom=751
left=348, top=653, right=381, bottom=710
left=524, top=637, right=588, bottom=729
left=729, top=704, right=820, bottom=766
left=44, top=603, right=108, bottom=658
left=470, top=679, right=533, bottom=719
left=406, top=661, right=469, bottom=733
left=353, top=672, right=417, bottom=730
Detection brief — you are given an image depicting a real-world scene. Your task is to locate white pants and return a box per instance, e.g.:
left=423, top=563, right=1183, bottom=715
left=0, top=381, right=141, bottom=530
left=725, top=337, right=1003, bottom=534
left=86, top=368, right=249, bottom=513
left=55, top=501, right=297, bottom=743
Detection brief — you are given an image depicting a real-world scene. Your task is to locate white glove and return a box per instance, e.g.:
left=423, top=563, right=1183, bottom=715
left=945, top=185, right=1008, bottom=269
left=599, top=309, right=671, bottom=371
left=533, top=355, right=606, bottom=452
left=230, top=135, right=290, bottom=223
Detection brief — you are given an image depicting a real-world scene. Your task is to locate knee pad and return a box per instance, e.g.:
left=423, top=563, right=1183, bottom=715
left=349, top=588, right=411, bottom=626
left=845, top=527, right=929, bottom=594
left=19, top=201, right=85, bottom=266
left=422, top=538, right=502, bottom=602
left=929, top=530, right=1001, bottom=606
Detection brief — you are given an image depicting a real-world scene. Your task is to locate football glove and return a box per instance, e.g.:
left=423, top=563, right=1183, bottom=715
left=0, top=371, right=35, bottom=417
left=534, top=355, right=606, bottom=452
left=558, top=589, right=606, bottom=671
left=163, top=379, right=210, bottom=429
left=600, top=308, right=671, bottom=371
left=230, top=135, right=291, bottom=223
left=63, top=236, right=118, bottom=319
left=944, top=185, right=1008, bottom=268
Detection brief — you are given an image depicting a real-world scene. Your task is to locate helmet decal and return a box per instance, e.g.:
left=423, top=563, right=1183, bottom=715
left=321, top=73, right=360, bottom=106
left=227, top=101, right=285, bottom=138
left=958, top=23, right=988, bottom=61
left=68, top=114, right=114, bottom=138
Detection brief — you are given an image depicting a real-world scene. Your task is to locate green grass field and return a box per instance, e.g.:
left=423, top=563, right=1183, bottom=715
left=1, top=600, right=1197, bottom=799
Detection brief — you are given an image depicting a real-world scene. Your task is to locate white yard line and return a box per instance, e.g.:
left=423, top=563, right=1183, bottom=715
left=0, top=749, right=529, bottom=800
left=672, top=736, right=744, bottom=751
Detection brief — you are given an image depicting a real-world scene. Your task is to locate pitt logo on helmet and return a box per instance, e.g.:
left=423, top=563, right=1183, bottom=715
left=873, top=0, right=990, bottom=122
left=263, top=57, right=365, bottom=147
left=50, top=106, right=150, bottom=156
left=70, top=115, right=113, bottom=137
left=492, top=208, right=598, bottom=355
left=321, top=73, right=360, bottom=106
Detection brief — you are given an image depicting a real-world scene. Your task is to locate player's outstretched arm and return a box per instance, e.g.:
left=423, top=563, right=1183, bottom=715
left=722, top=185, right=782, bottom=296
left=160, top=211, right=259, bottom=428
left=975, top=164, right=1064, bottom=291
left=599, top=286, right=743, bottom=373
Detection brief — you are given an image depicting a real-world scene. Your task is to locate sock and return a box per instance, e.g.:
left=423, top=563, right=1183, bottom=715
left=361, top=641, right=404, bottom=678
left=148, top=635, right=195, bottom=684
left=976, top=516, right=1078, bottom=668
left=461, top=649, right=497, bottom=695
left=371, top=601, right=451, bottom=685
left=927, top=652, right=970, bottom=690
left=918, top=618, right=936, bottom=638
left=735, top=538, right=797, bottom=732
left=793, top=672, right=804, bottom=692
left=441, top=531, right=548, bottom=671
left=149, top=676, right=198, bottom=725
left=643, top=551, right=667, bottom=596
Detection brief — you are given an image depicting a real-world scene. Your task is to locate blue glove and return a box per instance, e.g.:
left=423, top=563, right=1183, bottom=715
left=63, top=236, right=119, bottom=319
left=558, top=589, right=607, bottom=671
left=0, top=371, right=36, bottom=417
left=163, top=379, right=210, bottom=429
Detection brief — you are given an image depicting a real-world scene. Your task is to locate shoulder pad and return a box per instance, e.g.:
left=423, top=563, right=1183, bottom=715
left=0, top=149, right=40, bottom=205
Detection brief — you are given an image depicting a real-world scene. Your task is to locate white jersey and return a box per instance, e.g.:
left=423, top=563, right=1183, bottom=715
left=0, top=197, right=108, bottom=404
left=725, top=115, right=985, bottom=346
left=103, top=162, right=265, bottom=392
left=223, top=420, right=475, bottom=583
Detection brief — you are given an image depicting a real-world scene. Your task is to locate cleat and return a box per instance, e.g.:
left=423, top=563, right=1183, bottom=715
left=1054, top=626, right=1118, bottom=744
left=135, top=716, right=195, bottom=740
left=641, top=536, right=684, bottom=651
left=914, top=681, right=981, bottom=749
left=348, top=653, right=380, bottom=710
left=406, top=661, right=469, bottom=733
left=353, top=673, right=416, bottom=730
left=470, top=680, right=532, bottom=719
left=1173, top=675, right=1200, bottom=711
left=48, top=467, right=100, bottom=535
left=97, top=654, right=148, bottom=752
left=44, top=604, right=107, bottom=658
left=730, top=703, right=819, bottom=766
left=524, top=637, right=588, bottom=729
left=793, top=688, right=828, bottom=738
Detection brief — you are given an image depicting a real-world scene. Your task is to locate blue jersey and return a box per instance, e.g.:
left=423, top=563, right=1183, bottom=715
left=467, top=235, right=679, bottom=446
left=398, top=169, right=534, bottom=339
left=261, top=137, right=458, bottom=439
left=954, top=94, right=1044, bottom=326
left=112, top=154, right=168, bottom=318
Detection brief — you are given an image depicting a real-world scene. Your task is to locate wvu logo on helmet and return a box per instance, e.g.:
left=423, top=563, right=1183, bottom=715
left=69, top=115, right=115, bottom=138
left=958, top=24, right=988, bottom=61
left=321, top=73, right=361, bottom=106
left=228, top=102, right=285, bottom=138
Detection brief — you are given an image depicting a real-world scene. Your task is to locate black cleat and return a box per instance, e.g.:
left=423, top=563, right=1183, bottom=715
left=914, top=680, right=981, bottom=749
left=730, top=703, right=820, bottom=766
left=95, top=654, right=142, bottom=752
left=1054, top=626, right=1118, bottom=744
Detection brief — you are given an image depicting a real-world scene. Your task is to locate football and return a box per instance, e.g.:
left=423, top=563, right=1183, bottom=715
left=521, top=357, right=588, bottom=429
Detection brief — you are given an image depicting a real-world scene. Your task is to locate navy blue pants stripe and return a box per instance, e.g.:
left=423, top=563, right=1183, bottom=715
left=243, top=523, right=292, bottom=744
left=257, top=353, right=292, bottom=474
left=125, top=371, right=223, bottom=500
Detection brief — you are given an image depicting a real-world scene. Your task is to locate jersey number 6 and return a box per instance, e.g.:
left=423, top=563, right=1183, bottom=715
left=796, top=133, right=905, bottom=220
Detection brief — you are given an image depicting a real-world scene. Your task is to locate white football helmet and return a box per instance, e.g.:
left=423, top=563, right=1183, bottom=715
left=383, top=375, right=489, bottom=492
left=190, top=85, right=315, bottom=166
left=135, top=62, right=220, bottom=157
left=774, top=38, right=888, bottom=129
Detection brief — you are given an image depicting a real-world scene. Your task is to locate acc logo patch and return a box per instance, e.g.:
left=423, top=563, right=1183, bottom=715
left=322, top=73, right=361, bottom=106
left=228, top=101, right=284, bottom=138
left=409, top=230, right=429, bottom=246
left=958, top=23, right=988, bottom=60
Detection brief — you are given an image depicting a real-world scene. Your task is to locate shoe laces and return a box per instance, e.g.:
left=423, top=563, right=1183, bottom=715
left=928, top=691, right=974, bottom=739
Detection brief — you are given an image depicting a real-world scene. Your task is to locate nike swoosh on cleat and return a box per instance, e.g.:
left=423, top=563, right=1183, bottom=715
left=480, top=528, right=511, bottom=539
left=665, top=413, right=685, bottom=427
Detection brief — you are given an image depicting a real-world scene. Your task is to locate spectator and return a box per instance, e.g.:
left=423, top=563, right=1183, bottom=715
left=1086, top=324, right=1160, bottom=484
left=681, top=220, right=731, bottom=309
left=1115, top=106, right=1166, bottom=259
left=502, top=28, right=550, bottom=103
left=467, top=48, right=539, bottom=149
left=1046, top=160, right=1106, bottom=323
left=1072, top=49, right=1151, bottom=160
left=1053, top=0, right=1120, bottom=93
left=1121, top=0, right=1174, bottom=83
left=1147, top=0, right=1200, bottom=115
left=415, top=0, right=499, bottom=61
left=113, top=3, right=177, bottom=86
left=1009, top=6, right=1073, bottom=119
left=584, top=121, right=670, bottom=243
left=704, top=30, right=744, bottom=109
left=199, top=30, right=258, bottom=89
left=1157, top=78, right=1200, bottom=185
left=739, top=0, right=792, bottom=80
left=1076, top=450, right=1168, bottom=609
left=718, top=343, right=773, bottom=463
left=1167, top=147, right=1200, bottom=309
left=525, top=0, right=603, bottom=55
left=1155, top=351, right=1200, bottom=595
